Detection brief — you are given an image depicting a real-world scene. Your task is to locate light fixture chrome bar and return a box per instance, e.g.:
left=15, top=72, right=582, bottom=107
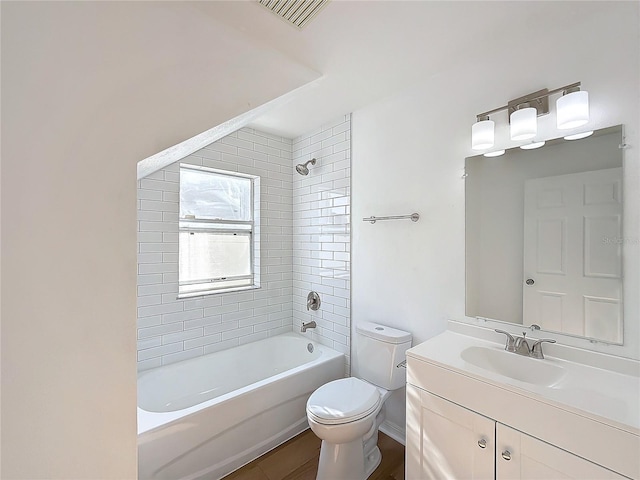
left=362, top=213, right=420, bottom=224
left=541, top=82, right=581, bottom=99
left=508, top=89, right=549, bottom=119
left=476, top=104, right=511, bottom=120
left=476, top=82, right=581, bottom=119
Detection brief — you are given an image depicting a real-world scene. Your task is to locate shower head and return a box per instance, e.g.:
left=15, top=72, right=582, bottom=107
left=295, top=158, right=316, bottom=176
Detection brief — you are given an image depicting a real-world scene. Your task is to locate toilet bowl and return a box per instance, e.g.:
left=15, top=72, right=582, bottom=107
left=307, top=377, right=390, bottom=479
left=306, top=322, right=412, bottom=480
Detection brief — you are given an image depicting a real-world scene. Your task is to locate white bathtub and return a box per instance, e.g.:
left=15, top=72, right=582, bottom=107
left=137, top=332, right=344, bottom=480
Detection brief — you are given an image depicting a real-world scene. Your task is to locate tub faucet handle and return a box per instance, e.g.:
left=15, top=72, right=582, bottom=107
left=307, top=291, right=321, bottom=311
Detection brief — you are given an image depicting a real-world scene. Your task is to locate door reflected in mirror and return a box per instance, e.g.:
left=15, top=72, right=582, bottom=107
left=465, top=126, right=623, bottom=344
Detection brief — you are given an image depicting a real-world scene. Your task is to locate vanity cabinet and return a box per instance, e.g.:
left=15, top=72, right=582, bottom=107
left=406, top=384, right=494, bottom=479
left=496, top=423, right=625, bottom=479
left=407, top=385, right=627, bottom=479
left=405, top=330, right=639, bottom=480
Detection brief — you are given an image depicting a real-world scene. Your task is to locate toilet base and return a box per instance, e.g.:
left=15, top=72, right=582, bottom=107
left=315, top=440, right=382, bottom=480
left=317, top=438, right=365, bottom=480
left=364, top=446, right=382, bottom=479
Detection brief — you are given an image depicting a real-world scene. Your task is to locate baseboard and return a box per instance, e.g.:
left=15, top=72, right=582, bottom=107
left=379, top=420, right=406, bottom=446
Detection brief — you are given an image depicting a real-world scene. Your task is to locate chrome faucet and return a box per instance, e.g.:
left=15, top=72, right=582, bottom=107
left=495, top=329, right=556, bottom=359
left=301, top=321, right=316, bottom=333
left=514, top=332, right=531, bottom=355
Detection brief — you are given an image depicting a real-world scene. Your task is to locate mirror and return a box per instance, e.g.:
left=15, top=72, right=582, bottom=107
left=465, top=126, right=623, bottom=344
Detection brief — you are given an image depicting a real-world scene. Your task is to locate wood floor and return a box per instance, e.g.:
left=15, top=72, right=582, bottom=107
left=223, top=429, right=404, bottom=480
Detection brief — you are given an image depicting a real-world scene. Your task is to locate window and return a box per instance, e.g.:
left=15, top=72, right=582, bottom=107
left=178, top=165, right=259, bottom=297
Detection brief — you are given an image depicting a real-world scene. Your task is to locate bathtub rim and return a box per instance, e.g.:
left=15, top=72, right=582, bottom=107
left=137, top=332, right=344, bottom=435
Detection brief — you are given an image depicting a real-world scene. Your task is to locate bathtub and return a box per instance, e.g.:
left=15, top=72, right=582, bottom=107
left=137, top=332, right=344, bottom=480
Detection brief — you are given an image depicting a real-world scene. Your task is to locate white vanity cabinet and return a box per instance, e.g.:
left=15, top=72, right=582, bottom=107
left=496, top=423, right=625, bottom=479
left=406, top=384, right=494, bottom=479
left=407, top=384, right=628, bottom=479
left=405, top=330, right=640, bottom=480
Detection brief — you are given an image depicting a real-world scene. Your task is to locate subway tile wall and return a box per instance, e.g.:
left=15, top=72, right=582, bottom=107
left=293, top=114, right=351, bottom=374
left=136, top=128, right=294, bottom=371
left=137, top=118, right=351, bottom=373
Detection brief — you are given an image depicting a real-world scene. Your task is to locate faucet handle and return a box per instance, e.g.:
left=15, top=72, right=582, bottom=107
left=531, top=339, right=556, bottom=359
left=494, top=329, right=516, bottom=352
left=306, top=291, right=321, bottom=311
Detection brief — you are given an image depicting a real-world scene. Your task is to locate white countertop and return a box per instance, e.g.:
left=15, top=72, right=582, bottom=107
left=407, top=329, right=640, bottom=435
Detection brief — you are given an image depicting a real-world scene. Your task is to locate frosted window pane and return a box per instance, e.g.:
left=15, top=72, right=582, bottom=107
left=180, top=168, right=251, bottom=221
left=179, top=232, right=250, bottom=283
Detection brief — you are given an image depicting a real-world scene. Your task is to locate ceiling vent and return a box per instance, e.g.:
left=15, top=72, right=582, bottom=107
left=258, top=0, right=330, bottom=29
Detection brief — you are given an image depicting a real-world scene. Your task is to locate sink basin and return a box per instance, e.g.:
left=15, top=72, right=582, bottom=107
left=461, top=346, right=566, bottom=387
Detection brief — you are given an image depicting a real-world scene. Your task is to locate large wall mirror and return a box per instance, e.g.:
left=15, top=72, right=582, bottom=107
left=466, top=125, right=623, bottom=344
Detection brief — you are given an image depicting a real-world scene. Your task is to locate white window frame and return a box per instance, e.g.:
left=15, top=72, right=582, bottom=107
left=178, top=164, right=260, bottom=298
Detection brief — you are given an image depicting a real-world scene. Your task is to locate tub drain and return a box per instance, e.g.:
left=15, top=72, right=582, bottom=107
left=307, top=343, right=314, bottom=353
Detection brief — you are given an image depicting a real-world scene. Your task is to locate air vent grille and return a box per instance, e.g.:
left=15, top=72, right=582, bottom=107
left=258, top=0, right=330, bottom=29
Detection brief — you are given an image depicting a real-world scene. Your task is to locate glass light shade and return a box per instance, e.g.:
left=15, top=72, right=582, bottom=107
left=564, top=130, right=594, bottom=140
left=472, top=119, right=495, bottom=150
left=510, top=107, right=537, bottom=141
left=557, top=90, right=589, bottom=129
left=483, top=150, right=505, bottom=158
left=520, top=141, right=546, bottom=150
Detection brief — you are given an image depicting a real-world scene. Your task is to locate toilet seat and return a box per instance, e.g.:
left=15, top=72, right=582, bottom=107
left=307, top=378, right=381, bottom=425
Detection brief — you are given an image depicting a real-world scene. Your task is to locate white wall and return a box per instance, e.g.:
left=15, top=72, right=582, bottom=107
left=292, top=115, right=352, bottom=373
left=1, top=2, right=315, bottom=477
left=351, top=4, right=639, bottom=436
left=137, top=128, right=294, bottom=370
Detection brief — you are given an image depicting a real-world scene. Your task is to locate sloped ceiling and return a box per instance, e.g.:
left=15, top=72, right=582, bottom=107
left=2, top=1, right=320, bottom=166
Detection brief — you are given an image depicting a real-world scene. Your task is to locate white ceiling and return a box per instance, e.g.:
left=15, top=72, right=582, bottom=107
left=192, top=1, right=615, bottom=139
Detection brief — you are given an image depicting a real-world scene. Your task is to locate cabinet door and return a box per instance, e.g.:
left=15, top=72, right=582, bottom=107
left=496, top=423, right=627, bottom=479
left=406, top=384, right=494, bottom=480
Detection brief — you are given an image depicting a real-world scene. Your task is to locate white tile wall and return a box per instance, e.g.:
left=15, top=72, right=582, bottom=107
left=137, top=128, right=294, bottom=371
left=293, top=114, right=352, bottom=374
left=137, top=118, right=351, bottom=373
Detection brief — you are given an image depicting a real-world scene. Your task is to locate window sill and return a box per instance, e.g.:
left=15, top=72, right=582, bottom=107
left=177, top=284, right=261, bottom=300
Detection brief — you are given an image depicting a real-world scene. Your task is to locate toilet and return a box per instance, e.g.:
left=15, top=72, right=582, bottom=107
left=306, top=322, right=412, bottom=480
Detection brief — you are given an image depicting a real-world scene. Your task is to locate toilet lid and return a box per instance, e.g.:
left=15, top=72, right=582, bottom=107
left=307, top=378, right=381, bottom=425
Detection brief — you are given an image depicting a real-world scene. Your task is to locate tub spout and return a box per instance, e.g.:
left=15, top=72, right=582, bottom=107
left=301, top=321, right=316, bottom=333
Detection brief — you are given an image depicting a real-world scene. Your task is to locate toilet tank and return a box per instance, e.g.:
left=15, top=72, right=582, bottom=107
left=356, top=322, right=412, bottom=390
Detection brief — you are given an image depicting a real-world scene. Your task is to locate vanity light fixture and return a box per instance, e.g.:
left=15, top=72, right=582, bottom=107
left=564, top=130, right=594, bottom=140
left=472, top=115, right=495, bottom=150
left=483, top=149, right=506, bottom=157
left=471, top=82, right=589, bottom=150
left=520, top=140, right=546, bottom=150
left=556, top=87, right=589, bottom=129
left=510, top=104, right=537, bottom=141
